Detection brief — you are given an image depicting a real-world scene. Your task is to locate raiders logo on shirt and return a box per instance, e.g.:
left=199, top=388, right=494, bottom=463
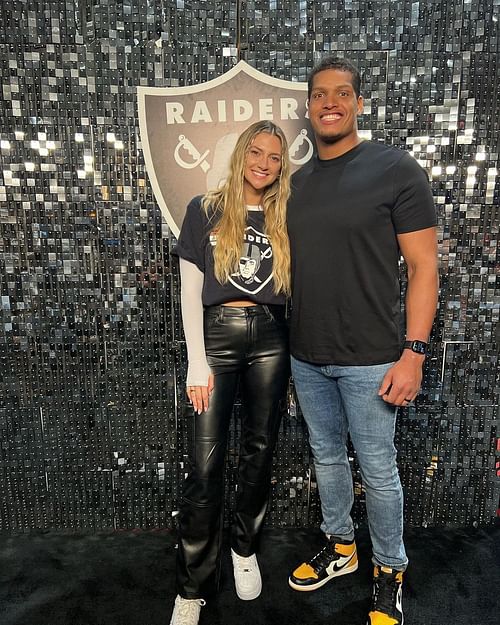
left=209, top=225, right=274, bottom=295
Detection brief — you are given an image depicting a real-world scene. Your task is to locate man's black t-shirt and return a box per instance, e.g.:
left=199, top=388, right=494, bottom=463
left=287, top=140, right=436, bottom=366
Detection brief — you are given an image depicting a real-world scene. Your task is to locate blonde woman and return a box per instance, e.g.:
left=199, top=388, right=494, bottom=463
left=170, top=120, right=291, bottom=625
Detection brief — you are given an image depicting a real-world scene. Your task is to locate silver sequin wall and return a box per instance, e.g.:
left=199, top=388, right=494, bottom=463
left=0, top=1, right=498, bottom=531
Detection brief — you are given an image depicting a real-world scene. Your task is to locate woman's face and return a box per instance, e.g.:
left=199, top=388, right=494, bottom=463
left=243, top=132, right=282, bottom=204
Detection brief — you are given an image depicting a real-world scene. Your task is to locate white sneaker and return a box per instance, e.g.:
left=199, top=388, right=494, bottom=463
left=169, top=595, right=206, bottom=625
left=231, top=548, right=262, bottom=600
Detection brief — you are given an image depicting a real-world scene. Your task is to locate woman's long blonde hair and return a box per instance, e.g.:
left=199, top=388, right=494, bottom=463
left=202, top=120, right=291, bottom=295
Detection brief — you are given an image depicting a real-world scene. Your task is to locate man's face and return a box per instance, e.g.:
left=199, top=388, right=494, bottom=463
left=308, top=69, right=364, bottom=150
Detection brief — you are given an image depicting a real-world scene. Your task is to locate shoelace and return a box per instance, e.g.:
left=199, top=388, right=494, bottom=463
left=178, top=598, right=206, bottom=618
left=372, top=573, right=398, bottom=615
left=234, top=554, right=257, bottom=573
left=308, top=542, right=338, bottom=573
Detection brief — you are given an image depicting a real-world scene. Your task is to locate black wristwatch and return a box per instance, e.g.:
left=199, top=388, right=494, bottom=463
left=403, top=340, right=428, bottom=355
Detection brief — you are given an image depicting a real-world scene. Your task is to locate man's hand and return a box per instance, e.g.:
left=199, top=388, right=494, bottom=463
left=378, top=351, right=425, bottom=406
left=187, top=374, right=215, bottom=414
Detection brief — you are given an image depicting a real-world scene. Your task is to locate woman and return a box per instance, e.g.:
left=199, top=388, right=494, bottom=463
left=170, top=120, right=291, bottom=625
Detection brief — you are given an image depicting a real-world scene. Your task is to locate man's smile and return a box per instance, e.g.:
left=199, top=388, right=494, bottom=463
left=319, top=112, right=344, bottom=122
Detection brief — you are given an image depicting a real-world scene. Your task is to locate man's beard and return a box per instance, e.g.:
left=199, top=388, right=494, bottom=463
left=316, top=130, right=343, bottom=145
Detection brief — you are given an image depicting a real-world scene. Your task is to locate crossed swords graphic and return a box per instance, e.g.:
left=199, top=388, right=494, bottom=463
left=174, top=135, right=211, bottom=172
left=174, top=129, right=313, bottom=172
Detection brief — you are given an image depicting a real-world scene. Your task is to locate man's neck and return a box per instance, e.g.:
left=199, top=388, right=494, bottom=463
left=317, top=134, right=362, bottom=160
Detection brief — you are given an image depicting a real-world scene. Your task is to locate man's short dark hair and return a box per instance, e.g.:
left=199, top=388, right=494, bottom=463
left=308, top=57, right=361, bottom=99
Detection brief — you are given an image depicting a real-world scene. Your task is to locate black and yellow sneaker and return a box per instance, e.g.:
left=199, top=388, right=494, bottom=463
left=288, top=536, right=358, bottom=591
left=367, top=565, right=404, bottom=625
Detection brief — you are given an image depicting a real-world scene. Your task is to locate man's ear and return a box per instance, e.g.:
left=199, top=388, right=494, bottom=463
left=357, top=95, right=364, bottom=115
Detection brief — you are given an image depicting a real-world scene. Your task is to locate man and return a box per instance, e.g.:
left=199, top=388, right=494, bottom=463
left=287, top=57, right=438, bottom=625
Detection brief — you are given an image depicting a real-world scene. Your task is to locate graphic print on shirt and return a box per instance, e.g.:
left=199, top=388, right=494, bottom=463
left=209, top=225, right=273, bottom=295
left=238, top=242, right=262, bottom=284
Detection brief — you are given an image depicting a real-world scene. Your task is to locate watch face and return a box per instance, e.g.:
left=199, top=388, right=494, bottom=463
left=404, top=340, right=427, bottom=355
left=410, top=340, right=427, bottom=354
left=413, top=341, right=427, bottom=354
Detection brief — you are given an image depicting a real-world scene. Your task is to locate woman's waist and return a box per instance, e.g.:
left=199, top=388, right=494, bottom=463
left=204, top=302, right=286, bottom=319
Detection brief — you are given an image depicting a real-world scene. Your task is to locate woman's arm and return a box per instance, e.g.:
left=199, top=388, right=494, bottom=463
left=180, top=257, right=214, bottom=413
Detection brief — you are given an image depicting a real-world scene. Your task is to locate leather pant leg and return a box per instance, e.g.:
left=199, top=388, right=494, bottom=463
left=231, top=310, right=290, bottom=556
left=175, top=367, right=239, bottom=599
left=175, top=305, right=289, bottom=599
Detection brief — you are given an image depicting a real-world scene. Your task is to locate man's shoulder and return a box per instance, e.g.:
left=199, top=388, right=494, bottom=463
left=290, top=160, right=316, bottom=196
left=292, top=159, right=315, bottom=180
left=360, top=140, right=408, bottom=163
left=358, top=142, right=429, bottom=181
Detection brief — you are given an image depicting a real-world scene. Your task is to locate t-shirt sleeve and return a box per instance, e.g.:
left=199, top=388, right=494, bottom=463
left=173, top=196, right=207, bottom=272
left=392, top=152, right=437, bottom=234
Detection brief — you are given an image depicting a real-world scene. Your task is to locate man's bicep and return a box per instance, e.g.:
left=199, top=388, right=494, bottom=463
left=397, top=227, right=438, bottom=272
left=392, top=154, right=436, bottom=231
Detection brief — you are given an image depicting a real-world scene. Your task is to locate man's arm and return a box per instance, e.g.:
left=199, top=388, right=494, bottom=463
left=378, top=226, right=439, bottom=406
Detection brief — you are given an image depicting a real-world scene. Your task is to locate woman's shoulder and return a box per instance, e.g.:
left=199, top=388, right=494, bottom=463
left=184, top=195, right=209, bottom=221
left=186, top=194, right=205, bottom=212
left=184, top=194, right=221, bottom=228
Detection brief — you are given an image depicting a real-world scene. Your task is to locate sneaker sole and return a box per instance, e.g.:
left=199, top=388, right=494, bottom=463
left=366, top=615, right=403, bottom=625
left=235, top=583, right=262, bottom=601
left=288, top=560, right=359, bottom=592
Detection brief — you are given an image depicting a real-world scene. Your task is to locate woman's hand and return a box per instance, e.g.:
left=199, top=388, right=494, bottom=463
left=186, top=374, right=215, bottom=414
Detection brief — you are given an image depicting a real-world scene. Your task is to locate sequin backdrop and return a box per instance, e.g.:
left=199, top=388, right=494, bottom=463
left=0, top=1, right=498, bottom=531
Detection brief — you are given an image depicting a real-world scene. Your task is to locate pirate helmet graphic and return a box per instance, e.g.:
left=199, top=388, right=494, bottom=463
left=239, top=242, right=262, bottom=283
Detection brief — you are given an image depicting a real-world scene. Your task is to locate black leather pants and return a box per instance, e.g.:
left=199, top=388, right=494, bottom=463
left=176, top=304, right=289, bottom=599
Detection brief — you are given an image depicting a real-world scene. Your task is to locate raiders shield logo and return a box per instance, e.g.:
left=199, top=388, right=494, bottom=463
left=137, top=61, right=312, bottom=237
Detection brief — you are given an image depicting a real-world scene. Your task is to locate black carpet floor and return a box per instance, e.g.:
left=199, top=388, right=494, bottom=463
left=0, top=525, right=498, bottom=625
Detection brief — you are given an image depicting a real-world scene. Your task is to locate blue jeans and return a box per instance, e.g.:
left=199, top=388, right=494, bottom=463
left=291, top=355, right=408, bottom=570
